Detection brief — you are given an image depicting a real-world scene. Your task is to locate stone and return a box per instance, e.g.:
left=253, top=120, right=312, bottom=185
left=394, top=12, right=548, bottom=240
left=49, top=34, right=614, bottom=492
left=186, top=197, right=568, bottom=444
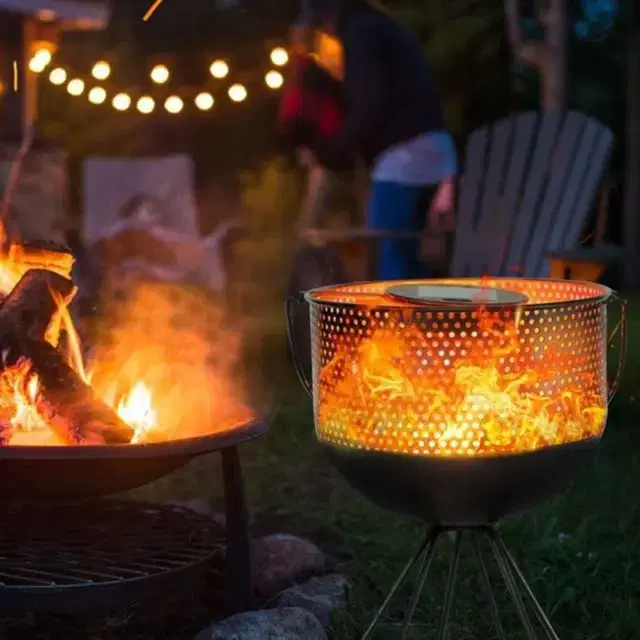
left=275, top=574, right=350, bottom=628
left=195, top=607, right=326, bottom=640
left=252, top=534, right=335, bottom=597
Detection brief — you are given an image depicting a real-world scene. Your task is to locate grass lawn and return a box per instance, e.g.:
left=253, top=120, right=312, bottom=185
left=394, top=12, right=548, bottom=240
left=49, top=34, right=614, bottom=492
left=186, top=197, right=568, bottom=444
left=1, top=293, right=639, bottom=639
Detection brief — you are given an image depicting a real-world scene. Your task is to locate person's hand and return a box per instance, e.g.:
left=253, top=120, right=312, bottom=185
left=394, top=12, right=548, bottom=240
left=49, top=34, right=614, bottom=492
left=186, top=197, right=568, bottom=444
left=428, top=178, right=455, bottom=231
left=296, top=147, right=317, bottom=168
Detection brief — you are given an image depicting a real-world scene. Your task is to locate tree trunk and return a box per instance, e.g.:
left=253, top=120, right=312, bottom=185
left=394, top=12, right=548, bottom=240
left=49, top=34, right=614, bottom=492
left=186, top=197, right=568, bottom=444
left=539, top=0, right=569, bottom=110
left=503, top=0, right=569, bottom=111
left=623, top=1, right=640, bottom=289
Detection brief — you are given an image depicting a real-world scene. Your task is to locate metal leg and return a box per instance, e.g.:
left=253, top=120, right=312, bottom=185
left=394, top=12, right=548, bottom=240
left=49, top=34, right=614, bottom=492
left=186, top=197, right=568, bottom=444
left=361, top=527, right=438, bottom=640
left=473, top=533, right=506, bottom=639
left=399, top=528, right=441, bottom=639
left=485, top=529, right=538, bottom=640
left=221, top=445, right=253, bottom=614
left=493, top=533, right=561, bottom=640
left=436, top=531, right=463, bottom=640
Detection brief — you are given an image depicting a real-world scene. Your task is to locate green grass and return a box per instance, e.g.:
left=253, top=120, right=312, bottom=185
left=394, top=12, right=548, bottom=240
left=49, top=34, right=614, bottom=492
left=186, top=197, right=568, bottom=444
left=3, top=296, right=640, bottom=639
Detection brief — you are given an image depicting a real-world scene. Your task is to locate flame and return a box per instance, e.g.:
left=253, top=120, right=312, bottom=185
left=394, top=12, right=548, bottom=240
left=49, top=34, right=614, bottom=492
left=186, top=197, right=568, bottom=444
left=0, top=224, right=253, bottom=446
left=117, top=382, right=157, bottom=443
left=318, top=305, right=607, bottom=458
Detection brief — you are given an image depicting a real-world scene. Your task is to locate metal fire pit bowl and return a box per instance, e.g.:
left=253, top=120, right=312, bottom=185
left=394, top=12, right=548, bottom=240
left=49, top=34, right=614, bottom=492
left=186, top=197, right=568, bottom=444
left=287, top=278, right=627, bottom=526
left=0, top=418, right=267, bottom=501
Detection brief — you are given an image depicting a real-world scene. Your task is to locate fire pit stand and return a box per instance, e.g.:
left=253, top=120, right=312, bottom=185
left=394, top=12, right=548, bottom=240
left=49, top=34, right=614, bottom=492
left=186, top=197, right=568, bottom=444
left=0, top=421, right=267, bottom=616
left=361, top=524, right=559, bottom=640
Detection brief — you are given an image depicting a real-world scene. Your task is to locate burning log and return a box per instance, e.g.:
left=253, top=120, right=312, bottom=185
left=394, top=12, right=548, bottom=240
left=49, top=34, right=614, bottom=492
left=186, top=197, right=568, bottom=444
left=0, top=268, right=76, bottom=344
left=17, top=340, right=135, bottom=445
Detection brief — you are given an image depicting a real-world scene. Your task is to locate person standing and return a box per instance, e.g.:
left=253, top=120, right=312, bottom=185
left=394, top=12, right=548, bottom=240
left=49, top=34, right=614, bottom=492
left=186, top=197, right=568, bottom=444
left=297, top=0, right=457, bottom=280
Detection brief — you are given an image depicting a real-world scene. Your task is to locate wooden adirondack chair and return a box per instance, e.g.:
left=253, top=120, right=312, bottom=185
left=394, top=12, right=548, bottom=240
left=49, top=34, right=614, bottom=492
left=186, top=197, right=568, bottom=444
left=450, top=110, right=620, bottom=279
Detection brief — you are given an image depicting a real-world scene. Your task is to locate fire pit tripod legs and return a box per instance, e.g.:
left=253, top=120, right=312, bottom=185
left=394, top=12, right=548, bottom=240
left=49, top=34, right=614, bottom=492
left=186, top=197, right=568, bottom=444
left=360, top=525, right=561, bottom=640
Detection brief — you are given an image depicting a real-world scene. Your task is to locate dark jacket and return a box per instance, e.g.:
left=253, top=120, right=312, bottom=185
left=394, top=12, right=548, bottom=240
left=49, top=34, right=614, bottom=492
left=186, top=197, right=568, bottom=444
left=310, top=0, right=445, bottom=172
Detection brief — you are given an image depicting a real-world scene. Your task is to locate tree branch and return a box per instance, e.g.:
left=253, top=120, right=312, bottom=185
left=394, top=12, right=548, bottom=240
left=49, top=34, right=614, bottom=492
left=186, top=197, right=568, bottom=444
left=503, top=0, right=543, bottom=67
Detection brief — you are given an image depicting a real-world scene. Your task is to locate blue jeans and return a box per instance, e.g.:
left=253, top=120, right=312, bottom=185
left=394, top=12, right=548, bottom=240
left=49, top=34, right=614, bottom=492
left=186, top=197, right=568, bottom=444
left=367, top=181, right=435, bottom=280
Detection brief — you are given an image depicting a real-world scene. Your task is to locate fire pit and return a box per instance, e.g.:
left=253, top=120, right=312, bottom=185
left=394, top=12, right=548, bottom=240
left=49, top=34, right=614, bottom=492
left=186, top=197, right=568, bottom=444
left=287, top=278, right=626, bottom=639
left=0, top=235, right=266, bottom=615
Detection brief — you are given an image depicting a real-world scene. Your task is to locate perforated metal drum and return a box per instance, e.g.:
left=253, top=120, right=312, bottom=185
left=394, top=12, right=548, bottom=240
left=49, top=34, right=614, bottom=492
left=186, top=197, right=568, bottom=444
left=303, top=278, right=621, bottom=459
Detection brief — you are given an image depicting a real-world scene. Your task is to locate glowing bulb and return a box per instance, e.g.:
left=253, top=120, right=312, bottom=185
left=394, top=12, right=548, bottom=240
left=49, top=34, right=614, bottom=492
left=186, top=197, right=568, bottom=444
left=137, top=96, right=155, bottom=114
left=88, top=87, right=107, bottom=104
left=265, top=70, right=284, bottom=89
left=270, top=47, right=289, bottom=67
left=164, top=95, right=184, bottom=114
left=228, top=83, right=247, bottom=103
left=91, top=61, right=111, bottom=80
left=48, top=67, right=67, bottom=85
left=29, top=48, right=53, bottom=73
left=150, top=64, right=169, bottom=84
left=112, top=92, right=131, bottom=111
left=67, top=79, right=85, bottom=96
left=195, top=92, right=214, bottom=111
left=209, top=60, right=229, bottom=79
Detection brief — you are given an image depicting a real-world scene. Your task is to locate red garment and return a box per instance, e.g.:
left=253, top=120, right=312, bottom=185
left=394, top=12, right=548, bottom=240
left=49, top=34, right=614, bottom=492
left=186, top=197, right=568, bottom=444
left=278, top=56, right=343, bottom=146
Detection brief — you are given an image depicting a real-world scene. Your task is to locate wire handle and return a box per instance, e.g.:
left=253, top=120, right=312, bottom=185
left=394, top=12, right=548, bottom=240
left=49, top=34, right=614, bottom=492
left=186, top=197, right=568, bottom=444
left=606, top=292, right=627, bottom=406
left=285, top=293, right=313, bottom=397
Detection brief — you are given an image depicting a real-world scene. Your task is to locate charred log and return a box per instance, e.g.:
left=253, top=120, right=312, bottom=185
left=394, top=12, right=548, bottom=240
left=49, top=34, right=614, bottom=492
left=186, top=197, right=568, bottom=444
left=0, top=268, right=76, bottom=346
left=17, top=340, right=134, bottom=445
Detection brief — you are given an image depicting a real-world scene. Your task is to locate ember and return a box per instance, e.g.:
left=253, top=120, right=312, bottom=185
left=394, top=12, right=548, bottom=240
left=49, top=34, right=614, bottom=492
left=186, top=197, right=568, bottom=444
left=309, top=278, right=611, bottom=458
left=0, top=225, right=253, bottom=446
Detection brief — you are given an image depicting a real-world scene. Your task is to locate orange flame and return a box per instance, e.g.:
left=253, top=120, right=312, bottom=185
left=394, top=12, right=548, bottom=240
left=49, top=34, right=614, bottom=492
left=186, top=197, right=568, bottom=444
left=0, top=225, right=253, bottom=446
left=318, top=306, right=606, bottom=458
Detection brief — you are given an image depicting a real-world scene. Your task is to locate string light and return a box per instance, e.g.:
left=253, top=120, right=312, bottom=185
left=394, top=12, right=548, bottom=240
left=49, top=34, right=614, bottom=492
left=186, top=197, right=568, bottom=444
left=88, top=86, right=107, bottom=104
left=195, top=92, right=214, bottom=111
left=137, top=96, right=155, bottom=114
left=143, top=0, right=165, bottom=21
left=48, top=67, right=67, bottom=85
left=164, top=95, right=184, bottom=114
left=67, top=79, right=85, bottom=96
left=209, top=60, right=229, bottom=79
left=112, top=92, right=131, bottom=111
left=150, top=64, right=170, bottom=84
left=29, top=49, right=52, bottom=73
left=270, top=47, right=289, bottom=67
left=91, top=61, right=111, bottom=80
left=228, top=83, right=247, bottom=103
left=265, top=70, right=284, bottom=89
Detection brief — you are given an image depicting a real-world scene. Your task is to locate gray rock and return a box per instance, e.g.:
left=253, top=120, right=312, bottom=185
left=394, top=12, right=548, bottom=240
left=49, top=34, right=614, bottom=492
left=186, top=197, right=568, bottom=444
left=195, top=607, right=326, bottom=640
left=252, top=534, right=334, bottom=597
left=275, top=574, right=350, bottom=628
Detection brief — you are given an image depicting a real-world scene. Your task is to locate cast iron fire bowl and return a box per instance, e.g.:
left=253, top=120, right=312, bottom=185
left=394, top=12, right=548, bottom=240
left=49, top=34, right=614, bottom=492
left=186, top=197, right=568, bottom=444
left=0, top=418, right=266, bottom=501
left=325, top=437, right=599, bottom=525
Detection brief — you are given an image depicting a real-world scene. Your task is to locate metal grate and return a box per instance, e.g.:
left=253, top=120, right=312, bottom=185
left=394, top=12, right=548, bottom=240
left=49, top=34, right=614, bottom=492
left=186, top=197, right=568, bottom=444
left=0, top=500, right=225, bottom=614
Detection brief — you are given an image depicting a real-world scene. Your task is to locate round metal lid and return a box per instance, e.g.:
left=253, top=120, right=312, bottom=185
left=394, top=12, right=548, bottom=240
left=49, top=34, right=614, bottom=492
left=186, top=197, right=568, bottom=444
left=385, top=284, right=529, bottom=308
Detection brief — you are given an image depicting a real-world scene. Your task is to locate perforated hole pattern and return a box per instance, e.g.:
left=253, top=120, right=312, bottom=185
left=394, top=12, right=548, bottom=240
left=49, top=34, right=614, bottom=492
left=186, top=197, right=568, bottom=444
left=308, top=278, right=610, bottom=458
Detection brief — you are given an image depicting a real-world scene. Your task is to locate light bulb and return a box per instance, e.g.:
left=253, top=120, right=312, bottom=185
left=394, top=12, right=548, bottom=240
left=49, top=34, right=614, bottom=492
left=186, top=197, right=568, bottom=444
left=88, top=86, right=107, bottom=104
left=112, top=92, right=131, bottom=111
left=270, top=47, right=289, bottom=67
left=48, top=67, right=67, bottom=85
left=29, top=48, right=52, bottom=73
left=265, top=70, right=284, bottom=89
left=67, top=79, right=85, bottom=96
left=228, top=83, right=247, bottom=103
left=164, top=95, right=184, bottom=114
left=209, top=60, right=229, bottom=79
left=137, top=96, right=155, bottom=114
left=91, top=61, right=111, bottom=80
left=150, top=64, right=170, bottom=84
left=195, top=92, right=214, bottom=111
